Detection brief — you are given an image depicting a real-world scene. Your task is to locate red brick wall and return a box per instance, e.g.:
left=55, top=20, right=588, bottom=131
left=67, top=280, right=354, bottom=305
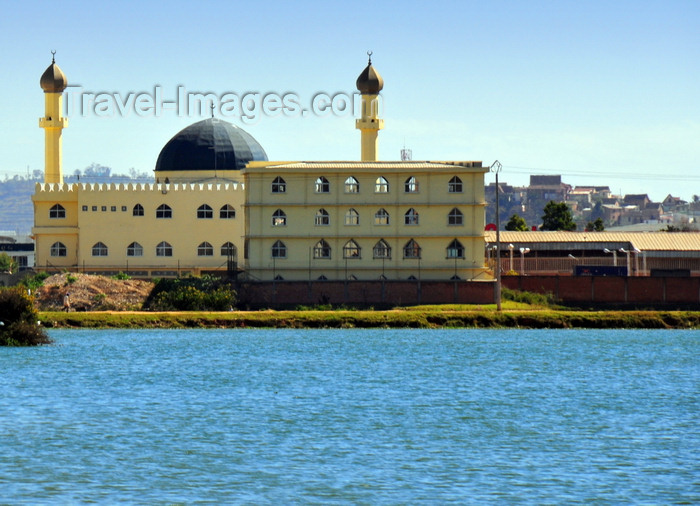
left=502, top=276, right=700, bottom=305
left=238, top=276, right=700, bottom=308
left=239, top=280, right=496, bottom=308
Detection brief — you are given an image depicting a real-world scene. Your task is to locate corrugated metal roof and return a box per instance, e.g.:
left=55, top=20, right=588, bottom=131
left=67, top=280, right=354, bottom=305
left=485, top=231, right=700, bottom=252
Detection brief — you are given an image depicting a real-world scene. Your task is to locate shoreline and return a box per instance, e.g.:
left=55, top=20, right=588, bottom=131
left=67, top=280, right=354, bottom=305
left=40, top=309, right=700, bottom=330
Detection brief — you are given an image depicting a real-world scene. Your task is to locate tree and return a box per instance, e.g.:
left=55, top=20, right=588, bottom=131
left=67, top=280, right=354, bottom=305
left=505, top=214, right=528, bottom=231
left=585, top=218, right=605, bottom=232
left=83, top=163, right=111, bottom=179
left=0, top=252, right=18, bottom=274
left=540, top=201, right=576, bottom=231
left=589, top=201, right=605, bottom=222
left=0, top=287, right=52, bottom=346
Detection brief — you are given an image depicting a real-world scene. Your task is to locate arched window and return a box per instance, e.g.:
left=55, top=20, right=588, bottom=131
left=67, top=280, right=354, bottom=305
left=313, top=239, right=331, bottom=259
left=197, top=242, right=213, bottom=256
left=403, top=239, right=421, bottom=259
left=448, top=207, right=463, bottom=225
left=92, top=242, right=108, bottom=257
left=375, top=176, right=389, bottom=193
left=132, top=204, right=144, bottom=216
left=343, top=239, right=361, bottom=259
left=197, top=204, right=213, bottom=219
left=221, top=242, right=236, bottom=257
left=156, top=241, right=173, bottom=257
left=272, top=240, right=287, bottom=258
left=315, top=208, right=330, bottom=226
left=50, top=242, right=67, bottom=257
left=404, top=208, right=419, bottom=225
left=345, top=208, right=359, bottom=226
left=49, top=204, right=65, bottom=219
left=272, top=209, right=287, bottom=226
left=271, top=176, right=286, bottom=193
left=220, top=204, right=236, bottom=219
left=315, top=176, right=330, bottom=193
left=448, top=176, right=463, bottom=193
left=344, top=176, right=359, bottom=193
left=156, top=204, right=172, bottom=218
left=404, top=176, right=419, bottom=193
left=447, top=239, right=465, bottom=258
left=127, top=242, right=143, bottom=257
left=374, top=208, right=389, bottom=225
left=373, top=239, right=391, bottom=259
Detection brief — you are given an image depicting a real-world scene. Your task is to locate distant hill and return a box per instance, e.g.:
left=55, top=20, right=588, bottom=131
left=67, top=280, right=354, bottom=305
left=0, top=171, right=152, bottom=235
left=0, top=177, right=39, bottom=235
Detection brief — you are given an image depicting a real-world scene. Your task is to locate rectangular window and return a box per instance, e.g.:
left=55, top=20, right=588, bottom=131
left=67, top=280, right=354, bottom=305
left=101, top=206, right=107, bottom=212
left=111, top=206, right=117, bottom=212
left=92, top=206, right=97, bottom=212
left=82, top=205, right=88, bottom=212
left=121, top=206, right=127, bottom=212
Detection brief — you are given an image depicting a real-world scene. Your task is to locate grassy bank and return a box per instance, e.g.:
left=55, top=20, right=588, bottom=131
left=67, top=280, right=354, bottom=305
left=39, top=306, right=700, bottom=330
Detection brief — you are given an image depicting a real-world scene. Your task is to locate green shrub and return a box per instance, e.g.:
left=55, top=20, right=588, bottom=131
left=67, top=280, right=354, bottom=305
left=0, top=252, right=18, bottom=274
left=144, top=275, right=236, bottom=311
left=0, top=287, right=52, bottom=346
left=111, top=272, right=131, bottom=280
left=66, top=274, right=78, bottom=285
left=93, top=293, right=107, bottom=302
left=19, top=272, right=50, bottom=291
left=502, top=288, right=558, bottom=307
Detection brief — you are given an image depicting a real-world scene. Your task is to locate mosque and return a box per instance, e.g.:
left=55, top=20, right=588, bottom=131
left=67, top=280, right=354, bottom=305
left=32, top=55, right=491, bottom=283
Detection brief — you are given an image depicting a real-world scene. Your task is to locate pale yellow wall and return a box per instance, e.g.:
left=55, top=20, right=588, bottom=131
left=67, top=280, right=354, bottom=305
left=32, top=183, right=78, bottom=268
left=32, top=164, right=489, bottom=281
left=154, top=169, right=242, bottom=185
left=33, top=182, right=245, bottom=275
left=244, top=161, right=490, bottom=281
left=355, top=94, right=384, bottom=161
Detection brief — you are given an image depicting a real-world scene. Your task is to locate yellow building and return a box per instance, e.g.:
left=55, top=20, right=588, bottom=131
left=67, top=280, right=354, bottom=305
left=33, top=56, right=491, bottom=282
left=244, top=161, right=488, bottom=281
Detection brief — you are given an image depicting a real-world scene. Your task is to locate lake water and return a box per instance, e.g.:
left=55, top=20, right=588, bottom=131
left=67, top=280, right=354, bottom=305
left=1, top=328, right=698, bottom=504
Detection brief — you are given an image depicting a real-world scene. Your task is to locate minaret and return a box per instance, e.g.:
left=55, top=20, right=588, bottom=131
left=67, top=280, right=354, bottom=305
left=355, top=52, right=384, bottom=161
left=39, top=52, right=68, bottom=184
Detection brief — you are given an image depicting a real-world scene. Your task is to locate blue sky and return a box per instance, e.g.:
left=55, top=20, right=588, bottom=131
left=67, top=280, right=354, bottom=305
left=1, top=0, right=698, bottom=201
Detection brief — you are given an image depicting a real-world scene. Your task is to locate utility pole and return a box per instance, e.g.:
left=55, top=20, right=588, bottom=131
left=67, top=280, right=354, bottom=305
left=491, top=160, right=503, bottom=311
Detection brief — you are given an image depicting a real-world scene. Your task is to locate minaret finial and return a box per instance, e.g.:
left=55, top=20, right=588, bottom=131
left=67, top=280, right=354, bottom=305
left=210, top=103, right=215, bottom=118
left=367, top=50, right=373, bottom=65
left=51, top=50, right=56, bottom=63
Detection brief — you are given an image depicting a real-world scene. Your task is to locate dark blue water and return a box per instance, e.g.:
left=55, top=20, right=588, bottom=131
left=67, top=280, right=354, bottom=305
left=1, top=329, right=697, bottom=504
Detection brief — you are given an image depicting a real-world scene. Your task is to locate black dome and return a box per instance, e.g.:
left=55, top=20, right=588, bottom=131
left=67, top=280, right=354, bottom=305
left=155, top=118, right=267, bottom=172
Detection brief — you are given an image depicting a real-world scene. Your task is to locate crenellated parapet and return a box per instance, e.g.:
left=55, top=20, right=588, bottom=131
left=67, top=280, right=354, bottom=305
left=34, top=181, right=246, bottom=195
